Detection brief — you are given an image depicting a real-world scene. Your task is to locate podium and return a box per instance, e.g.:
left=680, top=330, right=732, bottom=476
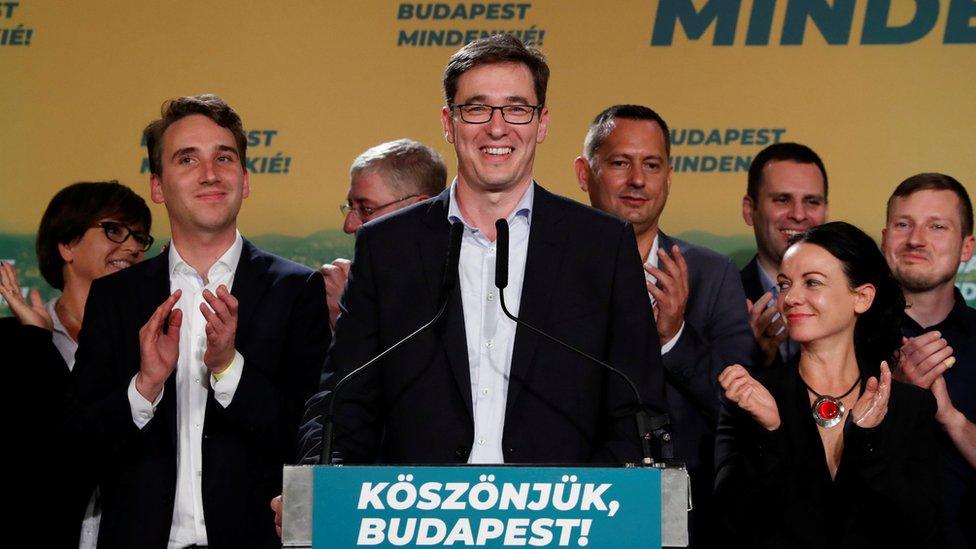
left=281, top=464, right=689, bottom=548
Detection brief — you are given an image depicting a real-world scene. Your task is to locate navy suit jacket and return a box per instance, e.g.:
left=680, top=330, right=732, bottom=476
left=740, top=255, right=766, bottom=305
left=73, top=240, right=329, bottom=549
left=304, top=184, right=667, bottom=465
left=657, top=232, right=755, bottom=546
left=658, top=232, right=754, bottom=470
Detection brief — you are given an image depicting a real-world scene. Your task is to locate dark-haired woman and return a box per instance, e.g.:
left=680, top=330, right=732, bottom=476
left=715, top=221, right=940, bottom=548
left=0, top=180, right=152, bottom=548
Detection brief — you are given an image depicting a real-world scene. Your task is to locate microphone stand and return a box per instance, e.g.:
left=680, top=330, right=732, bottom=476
left=493, top=218, right=669, bottom=466
left=319, top=221, right=464, bottom=464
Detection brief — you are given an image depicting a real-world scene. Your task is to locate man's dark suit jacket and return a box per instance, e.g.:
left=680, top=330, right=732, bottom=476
left=714, top=364, right=940, bottom=548
left=739, top=255, right=766, bottom=306
left=657, top=232, right=755, bottom=546
left=72, top=240, right=330, bottom=549
left=740, top=254, right=788, bottom=370
left=306, top=183, right=667, bottom=465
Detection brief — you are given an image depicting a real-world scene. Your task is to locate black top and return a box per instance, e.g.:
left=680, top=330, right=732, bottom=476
left=0, top=317, right=88, bottom=547
left=902, top=288, right=976, bottom=548
left=715, top=362, right=940, bottom=548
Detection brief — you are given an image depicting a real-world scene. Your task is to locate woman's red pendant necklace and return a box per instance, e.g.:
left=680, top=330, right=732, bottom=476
left=801, top=375, right=860, bottom=429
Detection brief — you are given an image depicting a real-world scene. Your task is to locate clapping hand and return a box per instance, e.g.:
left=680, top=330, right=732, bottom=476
left=851, top=361, right=892, bottom=429
left=644, top=245, right=689, bottom=346
left=747, top=292, right=788, bottom=368
left=895, top=332, right=954, bottom=389
left=136, top=290, right=183, bottom=401
left=0, top=261, right=53, bottom=330
left=719, top=364, right=781, bottom=430
left=200, top=285, right=239, bottom=374
left=320, top=258, right=351, bottom=331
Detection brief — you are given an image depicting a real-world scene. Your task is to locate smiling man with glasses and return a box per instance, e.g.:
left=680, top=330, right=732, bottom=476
left=299, top=33, right=668, bottom=469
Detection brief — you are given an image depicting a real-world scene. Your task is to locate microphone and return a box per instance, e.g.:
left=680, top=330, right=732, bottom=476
left=319, top=221, right=465, bottom=464
left=493, top=219, right=669, bottom=465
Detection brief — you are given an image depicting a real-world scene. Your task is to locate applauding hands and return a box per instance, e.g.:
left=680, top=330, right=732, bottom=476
left=0, top=261, right=53, bottom=330
left=719, top=364, right=781, bottom=431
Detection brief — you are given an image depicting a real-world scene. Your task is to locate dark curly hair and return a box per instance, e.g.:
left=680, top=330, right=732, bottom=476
left=792, top=221, right=904, bottom=377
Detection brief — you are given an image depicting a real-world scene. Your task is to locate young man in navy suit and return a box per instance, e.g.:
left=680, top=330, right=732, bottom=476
left=74, top=95, right=330, bottom=548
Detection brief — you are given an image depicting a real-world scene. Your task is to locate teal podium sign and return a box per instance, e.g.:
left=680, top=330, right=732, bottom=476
left=311, top=466, right=661, bottom=548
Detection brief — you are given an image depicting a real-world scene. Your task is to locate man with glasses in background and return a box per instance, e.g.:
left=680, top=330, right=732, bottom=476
left=322, top=139, right=447, bottom=331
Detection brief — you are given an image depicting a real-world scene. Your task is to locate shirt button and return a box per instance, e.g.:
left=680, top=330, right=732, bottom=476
left=478, top=438, right=485, bottom=445
left=485, top=340, right=493, bottom=349
left=481, top=388, right=489, bottom=396
left=487, top=291, right=495, bottom=301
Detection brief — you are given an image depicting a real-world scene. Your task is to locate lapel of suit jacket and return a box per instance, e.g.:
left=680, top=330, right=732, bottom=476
left=140, top=247, right=179, bottom=446
left=657, top=230, right=676, bottom=262
left=420, top=190, right=473, bottom=418
left=230, top=239, right=272, bottom=342
left=741, top=255, right=765, bottom=302
left=505, top=183, right=567, bottom=414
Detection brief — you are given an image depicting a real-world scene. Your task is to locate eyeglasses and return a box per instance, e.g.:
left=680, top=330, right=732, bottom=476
left=94, top=221, right=154, bottom=252
left=340, top=195, right=419, bottom=219
left=451, top=103, right=541, bottom=125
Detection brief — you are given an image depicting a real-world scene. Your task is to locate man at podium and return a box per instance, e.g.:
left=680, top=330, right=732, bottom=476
left=300, top=34, right=668, bottom=466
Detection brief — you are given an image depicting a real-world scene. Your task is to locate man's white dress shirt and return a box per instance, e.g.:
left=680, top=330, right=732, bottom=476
left=448, top=182, right=533, bottom=464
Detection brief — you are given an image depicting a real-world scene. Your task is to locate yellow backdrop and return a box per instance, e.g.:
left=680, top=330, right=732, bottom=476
left=2, top=0, right=975, bottom=303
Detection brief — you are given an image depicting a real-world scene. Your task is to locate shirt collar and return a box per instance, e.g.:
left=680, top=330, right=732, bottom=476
left=167, top=230, right=244, bottom=279
left=644, top=234, right=661, bottom=267
left=46, top=297, right=68, bottom=338
left=947, top=286, right=971, bottom=326
left=757, top=260, right=777, bottom=294
left=447, top=179, right=535, bottom=230
left=905, top=286, right=973, bottom=331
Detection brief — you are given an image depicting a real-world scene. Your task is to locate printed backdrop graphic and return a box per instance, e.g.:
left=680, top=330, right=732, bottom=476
left=2, top=0, right=975, bottom=311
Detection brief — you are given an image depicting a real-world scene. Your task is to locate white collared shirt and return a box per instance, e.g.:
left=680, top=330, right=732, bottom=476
left=448, top=181, right=533, bottom=464
left=46, top=297, right=76, bottom=371
left=642, top=235, right=683, bottom=354
left=126, top=231, right=246, bottom=548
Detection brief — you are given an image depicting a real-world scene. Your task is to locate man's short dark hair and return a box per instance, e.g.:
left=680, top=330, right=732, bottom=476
left=143, top=94, right=247, bottom=176
left=747, top=142, right=828, bottom=202
left=887, top=172, right=973, bottom=236
left=443, top=33, right=550, bottom=105
left=583, top=105, right=671, bottom=165
left=36, top=181, right=152, bottom=290
left=350, top=139, right=448, bottom=197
